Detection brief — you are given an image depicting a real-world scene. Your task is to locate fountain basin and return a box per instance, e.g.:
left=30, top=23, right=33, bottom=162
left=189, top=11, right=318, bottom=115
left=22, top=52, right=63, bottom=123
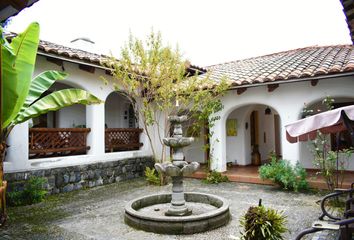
left=124, top=192, right=230, bottom=234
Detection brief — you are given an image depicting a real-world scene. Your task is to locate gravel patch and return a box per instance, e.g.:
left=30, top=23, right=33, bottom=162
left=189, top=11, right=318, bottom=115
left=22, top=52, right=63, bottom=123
left=0, top=178, right=334, bottom=240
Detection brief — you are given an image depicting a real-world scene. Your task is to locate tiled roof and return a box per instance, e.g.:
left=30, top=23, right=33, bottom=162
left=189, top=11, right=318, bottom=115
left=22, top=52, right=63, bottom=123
left=37, top=40, right=207, bottom=74
left=38, top=40, right=108, bottom=68
left=207, top=45, right=354, bottom=87
left=341, top=0, right=354, bottom=44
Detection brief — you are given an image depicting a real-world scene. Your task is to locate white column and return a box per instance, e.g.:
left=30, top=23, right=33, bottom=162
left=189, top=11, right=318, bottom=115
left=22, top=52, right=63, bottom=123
left=278, top=106, right=302, bottom=165
left=210, top=116, right=227, bottom=172
left=86, top=103, right=105, bottom=155
left=5, top=121, right=30, bottom=171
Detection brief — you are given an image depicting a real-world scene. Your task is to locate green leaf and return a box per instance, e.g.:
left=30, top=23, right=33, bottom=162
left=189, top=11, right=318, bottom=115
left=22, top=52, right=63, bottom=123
left=2, top=22, right=40, bottom=129
left=21, top=70, right=68, bottom=110
left=1, top=31, right=17, bottom=129
left=14, top=89, right=103, bottom=124
left=0, top=27, right=14, bottom=54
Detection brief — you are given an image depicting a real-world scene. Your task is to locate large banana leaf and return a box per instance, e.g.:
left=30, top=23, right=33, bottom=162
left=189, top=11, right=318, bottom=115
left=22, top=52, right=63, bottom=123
left=2, top=22, right=40, bottom=129
left=21, top=70, right=68, bottom=111
left=1, top=28, right=17, bottom=129
left=14, top=89, right=103, bottom=124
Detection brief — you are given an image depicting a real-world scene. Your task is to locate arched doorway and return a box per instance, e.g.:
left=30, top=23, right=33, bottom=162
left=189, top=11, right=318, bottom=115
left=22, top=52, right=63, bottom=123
left=226, top=104, right=281, bottom=166
left=104, top=92, right=141, bottom=152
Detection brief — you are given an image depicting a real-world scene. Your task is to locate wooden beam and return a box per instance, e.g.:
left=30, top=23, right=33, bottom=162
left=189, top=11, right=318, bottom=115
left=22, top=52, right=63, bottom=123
left=267, top=84, right=279, bottom=92
left=8, top=0, right=29, bottom=10
left=79, top=64, right=95, bottom=73
left=311, top=79, right=318, bottom=86
left=46, top=57, right=63, bottom=66
left=237, top=87, right=247, bottom=95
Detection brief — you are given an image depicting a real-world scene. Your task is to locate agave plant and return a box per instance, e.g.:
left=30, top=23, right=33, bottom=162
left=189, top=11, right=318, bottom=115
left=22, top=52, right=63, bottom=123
left=0, top=22, right=102, bottom=224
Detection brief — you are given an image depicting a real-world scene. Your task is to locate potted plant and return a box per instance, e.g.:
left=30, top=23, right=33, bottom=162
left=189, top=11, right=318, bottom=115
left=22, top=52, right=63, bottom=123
left=0, top=22, right=102, bottom=225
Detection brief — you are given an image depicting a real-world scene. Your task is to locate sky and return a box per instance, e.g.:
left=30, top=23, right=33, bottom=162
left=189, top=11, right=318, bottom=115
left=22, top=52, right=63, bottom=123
left=5, top=0, right=352, bottom=67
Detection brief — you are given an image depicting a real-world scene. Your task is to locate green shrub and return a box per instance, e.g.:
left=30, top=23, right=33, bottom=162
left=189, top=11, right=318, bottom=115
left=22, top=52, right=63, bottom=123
left=259, top=157, right=308, bottom=192
left=7, top=176, right=48, bottom=206
left=203, top=170, right=229, bottom=184
left=144, top=167, right=160, bottom=185
left=240, top=203, right=288, bottom=240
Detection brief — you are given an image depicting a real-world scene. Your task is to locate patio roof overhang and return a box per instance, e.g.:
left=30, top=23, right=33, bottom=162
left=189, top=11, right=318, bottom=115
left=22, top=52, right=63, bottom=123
left=285, top=105, right=354, bottom=143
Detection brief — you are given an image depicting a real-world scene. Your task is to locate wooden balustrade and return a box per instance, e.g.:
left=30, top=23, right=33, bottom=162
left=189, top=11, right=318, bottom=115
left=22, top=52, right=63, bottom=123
left=105, top=128, right=143, bottom=152
left=29, top=128, right=91, bottom=158
left=28, top=127, right=143, bottom=158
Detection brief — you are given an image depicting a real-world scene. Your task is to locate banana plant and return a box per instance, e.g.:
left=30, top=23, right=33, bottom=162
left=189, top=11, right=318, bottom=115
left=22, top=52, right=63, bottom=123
left=0, top=23, right=102, bottom=224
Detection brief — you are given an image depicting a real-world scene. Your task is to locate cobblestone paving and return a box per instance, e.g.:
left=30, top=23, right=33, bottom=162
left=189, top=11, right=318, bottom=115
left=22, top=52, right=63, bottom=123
left=0, top=178, right=336, bottom=240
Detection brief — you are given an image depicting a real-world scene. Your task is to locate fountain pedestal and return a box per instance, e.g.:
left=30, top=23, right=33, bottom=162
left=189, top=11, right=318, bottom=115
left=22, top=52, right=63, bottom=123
left=155, top=115, right=198, bottom=216
left=165, top=176, right=192, bottom=216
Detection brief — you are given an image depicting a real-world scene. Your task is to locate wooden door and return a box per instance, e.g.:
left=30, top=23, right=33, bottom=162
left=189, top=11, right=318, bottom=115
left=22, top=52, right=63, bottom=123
left=274, top=114, right=281, bottom=157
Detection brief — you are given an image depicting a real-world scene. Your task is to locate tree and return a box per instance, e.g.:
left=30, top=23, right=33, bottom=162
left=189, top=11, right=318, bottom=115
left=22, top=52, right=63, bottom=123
left=106, top=32, right=228, bottom=163
left=0, top=22, right=102, bottom=225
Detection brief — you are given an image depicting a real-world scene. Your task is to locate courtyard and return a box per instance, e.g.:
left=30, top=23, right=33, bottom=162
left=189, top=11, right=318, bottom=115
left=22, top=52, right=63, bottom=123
left=0, top=178, right=334, bottom=240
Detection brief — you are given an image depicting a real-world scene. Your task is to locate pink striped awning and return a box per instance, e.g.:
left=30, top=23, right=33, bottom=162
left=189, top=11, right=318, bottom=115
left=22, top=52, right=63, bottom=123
left=285, top=105, right=354, bottom=143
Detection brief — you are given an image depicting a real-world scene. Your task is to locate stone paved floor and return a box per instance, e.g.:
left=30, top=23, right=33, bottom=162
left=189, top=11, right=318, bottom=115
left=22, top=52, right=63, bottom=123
left=0, top=178, right=337, bottom=240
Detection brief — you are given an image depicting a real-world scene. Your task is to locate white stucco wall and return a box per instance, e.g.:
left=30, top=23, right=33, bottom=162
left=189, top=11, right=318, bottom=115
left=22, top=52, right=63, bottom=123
left=183, top=124, right=206, bottom=163
left=57, top=105, right=86, bottom=128
left=210, top=76, right=354, bottom=172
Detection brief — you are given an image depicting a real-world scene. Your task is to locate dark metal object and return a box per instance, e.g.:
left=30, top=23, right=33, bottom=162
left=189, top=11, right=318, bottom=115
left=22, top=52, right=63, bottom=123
left=295, top=184, right=354, bottom=240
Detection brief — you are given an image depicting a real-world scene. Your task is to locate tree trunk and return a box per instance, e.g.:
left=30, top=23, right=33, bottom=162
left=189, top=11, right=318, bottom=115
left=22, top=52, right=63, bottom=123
left=0, top=141, right=7, bottom=226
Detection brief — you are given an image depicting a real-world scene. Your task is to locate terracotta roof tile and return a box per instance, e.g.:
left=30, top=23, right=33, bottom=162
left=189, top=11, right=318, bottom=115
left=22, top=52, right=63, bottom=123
left=38, top=40, right=108, bottom=67
left=206, top=45, right=354, bottom=86
left=37, top=39, right=207, bottom=74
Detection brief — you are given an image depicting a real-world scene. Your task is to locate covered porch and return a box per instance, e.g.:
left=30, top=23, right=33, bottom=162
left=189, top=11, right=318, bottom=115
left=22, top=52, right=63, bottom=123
left=27, top=84, right=143, bottom=159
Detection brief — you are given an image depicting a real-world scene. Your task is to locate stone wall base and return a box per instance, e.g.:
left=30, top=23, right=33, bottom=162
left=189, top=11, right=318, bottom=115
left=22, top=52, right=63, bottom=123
left=4, top=157, right=154, bottom=194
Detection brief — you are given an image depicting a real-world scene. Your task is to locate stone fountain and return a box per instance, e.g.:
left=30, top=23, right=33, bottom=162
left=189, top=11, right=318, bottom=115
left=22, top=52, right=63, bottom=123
left=124, top=115, right=230, bottom=234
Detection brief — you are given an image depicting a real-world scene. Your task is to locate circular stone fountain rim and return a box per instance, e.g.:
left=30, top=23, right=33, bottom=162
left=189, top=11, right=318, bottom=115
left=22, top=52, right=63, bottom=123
left=125, top=192, right=230, bottom=222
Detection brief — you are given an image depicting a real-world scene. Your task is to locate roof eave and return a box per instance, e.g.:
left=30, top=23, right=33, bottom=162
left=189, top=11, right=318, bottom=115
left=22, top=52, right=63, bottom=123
left=227, top=72, right=354, bottom=91
left=37, top=51, right=111, bottom=71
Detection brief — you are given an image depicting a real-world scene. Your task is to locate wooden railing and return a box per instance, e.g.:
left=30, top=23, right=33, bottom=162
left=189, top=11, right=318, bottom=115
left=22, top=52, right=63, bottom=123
left=29, top=128, right=91, bottom=158
left=105, top=128, right=143, bottom=152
